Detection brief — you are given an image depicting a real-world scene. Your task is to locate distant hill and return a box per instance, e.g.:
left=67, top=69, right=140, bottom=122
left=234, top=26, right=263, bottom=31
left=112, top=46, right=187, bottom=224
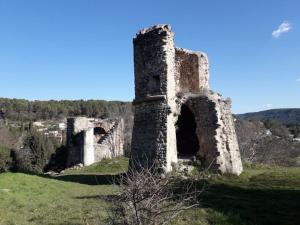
left=236, top=109, right=300, bottom=167
left=235, top=118, right=300, bottom=167
left=237, top=109, right=300, bottom=125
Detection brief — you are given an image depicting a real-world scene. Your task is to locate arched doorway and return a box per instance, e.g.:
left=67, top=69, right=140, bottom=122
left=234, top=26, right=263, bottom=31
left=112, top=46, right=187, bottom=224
left=176, top=105, right=199, bottom=159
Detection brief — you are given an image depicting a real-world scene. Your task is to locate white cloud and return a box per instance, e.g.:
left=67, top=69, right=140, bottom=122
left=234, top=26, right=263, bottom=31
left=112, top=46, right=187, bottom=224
left=263, top=104, right=273, bottom=110
left=272, top=21, right=292, bottom=38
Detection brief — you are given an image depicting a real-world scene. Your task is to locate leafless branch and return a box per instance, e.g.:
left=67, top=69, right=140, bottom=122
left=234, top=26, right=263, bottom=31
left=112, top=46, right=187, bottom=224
left=106, top=158, right=207, bottom=225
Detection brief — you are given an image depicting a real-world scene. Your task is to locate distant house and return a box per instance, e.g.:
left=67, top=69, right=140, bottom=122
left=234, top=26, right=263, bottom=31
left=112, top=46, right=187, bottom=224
left=37, top=128, right=46, bottom=132
left=293, top=138, right=300, bottom=142
left=48, top=131, right=59, bottom=136
left=58, top=123, right=66, bottom=130
left=33, top=121, right=44, bottom=127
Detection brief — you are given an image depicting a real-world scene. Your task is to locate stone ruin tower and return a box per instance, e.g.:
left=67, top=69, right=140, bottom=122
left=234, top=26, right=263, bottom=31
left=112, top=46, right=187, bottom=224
left=130, top=24, right=243, bottom=175
left=67, top=117, right=124, bottom=167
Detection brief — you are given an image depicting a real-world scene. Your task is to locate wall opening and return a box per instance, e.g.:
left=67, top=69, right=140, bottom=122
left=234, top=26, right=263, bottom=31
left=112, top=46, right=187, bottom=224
left=176, top=105, right=199, bottom=159
left=94, top=127, right=106, bottom=135
left=94, top=127, right=107, bottom=144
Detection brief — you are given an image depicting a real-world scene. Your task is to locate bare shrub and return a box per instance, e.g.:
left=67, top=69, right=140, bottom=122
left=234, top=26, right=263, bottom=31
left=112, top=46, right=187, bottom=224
left=107, top=163, right=205, bottom=225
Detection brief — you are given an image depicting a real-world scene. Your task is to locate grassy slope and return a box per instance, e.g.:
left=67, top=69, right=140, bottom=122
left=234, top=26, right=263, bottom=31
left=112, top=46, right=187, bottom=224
left=63, top=157, right=129, bottom=175
left=0, top=159, right=300, bottom=225
left=192, top=165, right=300, bottom=225
left=54, top=157, right=129, bottom=185
left=0, top=172, right=119, bottom=225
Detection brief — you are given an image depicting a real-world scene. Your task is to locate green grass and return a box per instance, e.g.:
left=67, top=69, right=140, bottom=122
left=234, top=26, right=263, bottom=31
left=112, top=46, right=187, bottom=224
left=0, top=173, right=119, bottom=225
left=183, top=166, right=300, bottom=225
left=0, top=158, right=300, bottom=225
left=55, top=157, right=129, bottom=185
left=63, top=157, right=129, bottom=175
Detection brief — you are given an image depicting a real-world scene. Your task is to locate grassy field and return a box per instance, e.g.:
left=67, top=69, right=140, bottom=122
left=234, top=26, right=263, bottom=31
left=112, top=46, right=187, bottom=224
left=0, top=158, right=300, bottom=225
left=176, top=164, right=300, bottom=225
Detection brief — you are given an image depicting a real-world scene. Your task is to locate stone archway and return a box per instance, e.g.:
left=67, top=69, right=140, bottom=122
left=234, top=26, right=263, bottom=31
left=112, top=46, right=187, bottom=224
left=176, top=105, right=199, bottom=159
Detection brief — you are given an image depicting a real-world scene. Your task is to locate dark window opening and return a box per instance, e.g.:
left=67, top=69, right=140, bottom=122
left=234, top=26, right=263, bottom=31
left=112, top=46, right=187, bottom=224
left=148, top=74, right=160, bottom=94
left=94, top=127, right=106, bottom=135
left=176, top=105, right=199, bottom=159
left=94, top=127, right=107, bottom=144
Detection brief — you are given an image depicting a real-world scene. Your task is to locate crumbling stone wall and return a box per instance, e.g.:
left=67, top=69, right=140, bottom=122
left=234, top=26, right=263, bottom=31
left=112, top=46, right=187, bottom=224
left=66, top=118, right=84, bottom=166
left=67, top=117, right=124, bottom=167
left=175, top=48, right=209, bottom=93
left=177, top=93, right=242, bottom=174
left=94, top=119, right=124, bottom=161
left=131, top=24, right=243, bottom=175
left=131, top=25, right=177, bottom=171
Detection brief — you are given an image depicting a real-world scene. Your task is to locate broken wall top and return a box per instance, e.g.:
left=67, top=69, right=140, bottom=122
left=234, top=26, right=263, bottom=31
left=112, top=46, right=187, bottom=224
left=68, top=117, right=122, bottom=135
left=175, top=48, right=209, bottom=94
left=133, top=24, right=175, bottom=100
left=133, top=24, right=210, bottom=102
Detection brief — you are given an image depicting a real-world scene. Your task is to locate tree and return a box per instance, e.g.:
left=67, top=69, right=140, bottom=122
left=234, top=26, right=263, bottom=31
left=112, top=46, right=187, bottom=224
left=13, top=126, right=56, bottom=173
left=0, top=145, right=12, bottom=172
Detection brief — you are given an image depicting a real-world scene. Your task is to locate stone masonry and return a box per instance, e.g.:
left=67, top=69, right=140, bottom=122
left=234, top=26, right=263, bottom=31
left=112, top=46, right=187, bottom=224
left=130, top=24, right=243, bottom=175
left=67, top=117, right=124, bottom=166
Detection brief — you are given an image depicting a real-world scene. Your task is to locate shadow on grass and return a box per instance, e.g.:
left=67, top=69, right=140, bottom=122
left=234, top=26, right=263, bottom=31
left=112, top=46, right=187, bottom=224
left=75, top=194, right=118, bottom=201
left=42, top=173, right=125, bottom=185
left=201, top=183, right=300, bottom=225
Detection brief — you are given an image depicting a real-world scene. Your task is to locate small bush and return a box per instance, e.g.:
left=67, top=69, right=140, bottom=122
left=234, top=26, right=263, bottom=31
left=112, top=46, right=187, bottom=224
left=12, top=148, right=38, bottom=174
left=44, top=145, right=69, bottom=172
left=0, top=145, right=12, bottom=172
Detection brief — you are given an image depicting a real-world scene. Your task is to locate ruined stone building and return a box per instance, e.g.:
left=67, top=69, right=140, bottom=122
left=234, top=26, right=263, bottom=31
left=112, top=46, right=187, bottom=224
left=67, top=117, right=124, bottom=166
left=130, top=25, right=243, bottom=175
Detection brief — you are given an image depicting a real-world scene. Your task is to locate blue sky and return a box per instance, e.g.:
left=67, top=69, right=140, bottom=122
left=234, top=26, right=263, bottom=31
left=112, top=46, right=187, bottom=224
left=0, top=0, right=299, bottom=113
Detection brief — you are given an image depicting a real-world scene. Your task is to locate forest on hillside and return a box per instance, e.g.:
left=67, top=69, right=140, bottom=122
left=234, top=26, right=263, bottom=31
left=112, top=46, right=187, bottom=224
left=0, top=98, right=132, bottom=121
